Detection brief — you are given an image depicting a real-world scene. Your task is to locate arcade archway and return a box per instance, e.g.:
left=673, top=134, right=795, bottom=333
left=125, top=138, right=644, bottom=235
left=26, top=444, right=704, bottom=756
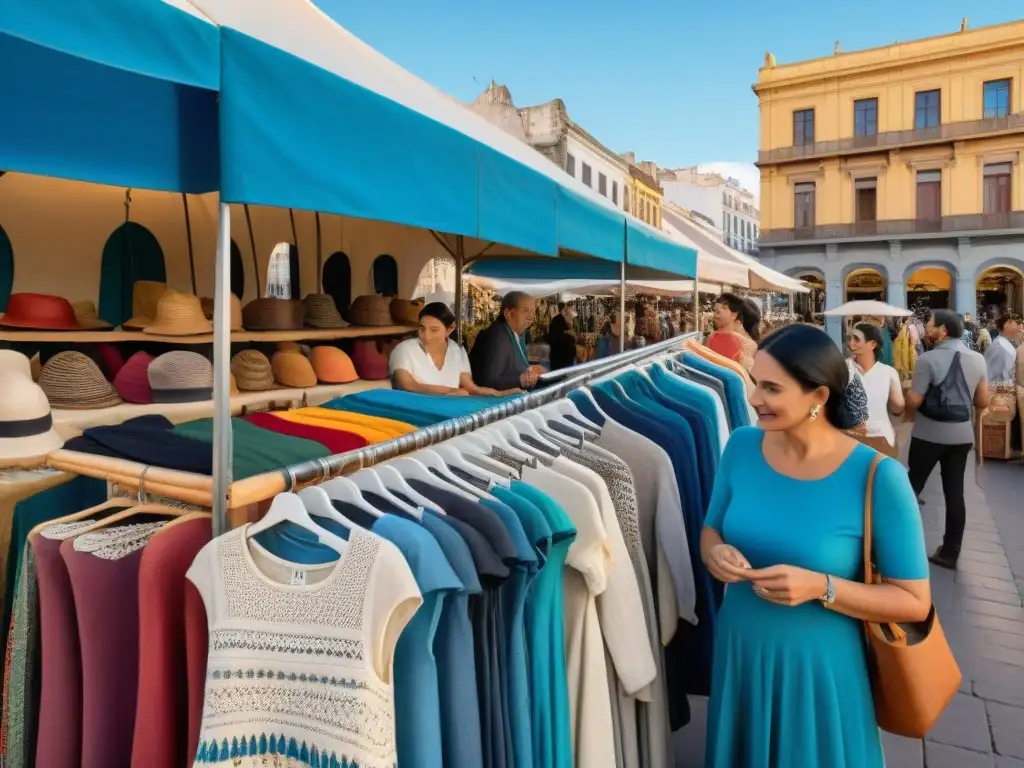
left=906, top=266, right=953, bottom=313
left=976, top=264, right=1024, bottom=319
left=845, top=268, right=886, bottom=302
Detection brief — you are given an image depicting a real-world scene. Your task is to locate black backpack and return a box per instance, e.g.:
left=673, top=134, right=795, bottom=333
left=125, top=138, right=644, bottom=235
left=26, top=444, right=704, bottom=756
left=919, top=351, right=972, bottom=423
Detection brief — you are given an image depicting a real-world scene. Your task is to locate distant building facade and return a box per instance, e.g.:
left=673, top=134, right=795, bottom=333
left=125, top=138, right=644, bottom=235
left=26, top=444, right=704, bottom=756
left=659, top=167, right=760, bottom=254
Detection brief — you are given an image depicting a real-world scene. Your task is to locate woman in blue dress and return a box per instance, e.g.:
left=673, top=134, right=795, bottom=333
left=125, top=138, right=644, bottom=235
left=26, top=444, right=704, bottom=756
left=701, top=323, right=932, bottom=768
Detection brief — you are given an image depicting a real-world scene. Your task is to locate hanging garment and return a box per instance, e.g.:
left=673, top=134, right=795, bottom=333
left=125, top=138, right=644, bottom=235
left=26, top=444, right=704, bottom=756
left=3, top=540, right=39, bottom=768
left=187, top=525, right=422, bottom=768
left=62, top=520, right=167, bottom=768
left=650, top=364, right=726, bottom=458
left=680, top=351, right=751, bottom=429
left=673, top=361, right=732, bottom=435
left=131, top=518, right=212, bottom=768
left=244, top=412, right=369, bottom=455
left=184, top=582, right=208, bottom=763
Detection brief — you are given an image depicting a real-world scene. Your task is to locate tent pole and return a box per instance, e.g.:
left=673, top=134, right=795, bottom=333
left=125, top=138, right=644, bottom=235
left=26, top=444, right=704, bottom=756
left=244, top=204, right=260, bottom=297
left=211, top=203, right=233, bottom=537
left=620, top=219, right=627, bottom=354
left=789, top=291, right=794, bottom=320
left=182, top=194, right=197, bottom=294
left=454, top=236, right=465, bottom=344
left=693, top=253, right=701, bottom=334
left=315, top=212, right=323, bottom=293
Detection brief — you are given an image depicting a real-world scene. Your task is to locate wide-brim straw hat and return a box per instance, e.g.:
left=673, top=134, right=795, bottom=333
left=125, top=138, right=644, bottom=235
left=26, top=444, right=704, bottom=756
left=0, top=293, right=82, bottom=331
left=0, top=372, right=64, bottom=462
left=310, top=346, right=359, bottom=384
left=38, top=351, right=123, bottom=410
left=303, top=294, right=346, bottom=329
left=272, top=350, right=318, bottom=388
left=200, top=295, right=244, bottom=331
left=242, top=298, right=304, bottom=331
left=148, top=351, right=214, bottom=403
left=231, top=349, right=276, bottom=391
left=143, top=290, right=214, bottom=336
left=122, top=281, right=168, bottom=330
left=0, top=350, right=33, bottom=380
left=72, top=300, right=113, bottom=330
left=390, top=298, right=424, bottom=326
left=347, top=295, right=394, bottom=327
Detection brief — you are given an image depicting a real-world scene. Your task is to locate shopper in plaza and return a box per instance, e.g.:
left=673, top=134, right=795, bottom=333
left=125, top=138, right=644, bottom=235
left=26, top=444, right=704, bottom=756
left=847, top=322, right=905, bottom=457
left=705, top=292, right=760, bottom=372
left=905, top=309, right=990, bottom=570
left=545, top=302, right=578, bottom=371
left=700, top=323, right=930, bottom=768
left=985, top=313, right=1021, bottom=383
left=596, top=310, right=641, bottom=358
left=469, top=291, right=546, bottom=391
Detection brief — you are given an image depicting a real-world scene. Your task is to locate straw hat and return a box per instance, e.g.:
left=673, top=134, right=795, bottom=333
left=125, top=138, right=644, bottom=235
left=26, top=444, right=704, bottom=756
left=303, top=294, right=346, bottom=329
left=347, top=295, right=393, bottom=327
left=38, top=351, right=122, bottom=410
left=72, top=300, right=113, bottom=330
left=271, top=350, right=318, bottom=388
left=200, top=297, right=214, bottom=320
left=390, top=298, right=424, bottom=326
left=310, top=346, right=358, bottom=384
left=0, top=372, right=65, bottom=462
left=230, top=374, right=240, bottom=396
left=200, top=295, right=244, bottom=331
left=122, top=281, right=168, bottom=330
left=0, top=350, right=32, bottom=380
left=351, top=340, right=389, bottom=381
left=148, top=351, right=214, bottom=403
left=113, top=351, right=155, bottom=404
left=231, top=350, right=276, bottom=391
left=242, top=298, right=304, bottom=331
left=0, top=293, right=82, bottom=331
left=143, top=290, right=214, bottom=336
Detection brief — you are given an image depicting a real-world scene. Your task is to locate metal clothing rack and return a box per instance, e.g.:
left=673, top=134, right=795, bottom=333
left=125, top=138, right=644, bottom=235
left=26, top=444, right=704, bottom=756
left=264, top=330, right=701, bottom=494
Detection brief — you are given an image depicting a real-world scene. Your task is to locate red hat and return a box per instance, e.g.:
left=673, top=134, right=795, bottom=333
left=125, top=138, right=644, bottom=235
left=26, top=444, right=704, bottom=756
left=95, top=343, right=126, bottom=380
left=350, top=340, right=389, bottom=381
left=113, top=351, right=155, bottom=404
left=0, top=293, right=82, bottom=331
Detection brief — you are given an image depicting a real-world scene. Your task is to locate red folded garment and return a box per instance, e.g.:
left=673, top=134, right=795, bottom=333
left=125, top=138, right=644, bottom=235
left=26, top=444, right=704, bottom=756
left=244, top=411, right=369, bottom=454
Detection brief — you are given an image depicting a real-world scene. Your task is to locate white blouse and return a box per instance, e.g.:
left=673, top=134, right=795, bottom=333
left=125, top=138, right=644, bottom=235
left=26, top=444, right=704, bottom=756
left=849, top=359, right=900, bottom=445
left=388, top=339, right=471, bottom=389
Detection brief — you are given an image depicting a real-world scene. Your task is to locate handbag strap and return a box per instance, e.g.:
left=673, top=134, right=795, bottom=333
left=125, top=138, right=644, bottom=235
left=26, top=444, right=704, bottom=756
left=862, top=454, right=884, bottom=585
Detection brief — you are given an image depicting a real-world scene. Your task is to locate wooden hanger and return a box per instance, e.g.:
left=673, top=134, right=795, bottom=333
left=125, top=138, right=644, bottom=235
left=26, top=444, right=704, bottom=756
left=26, top=496, right=137, bottom=542
left=148, top=510, right=213, bottom=539
left=68, top=502, right=192, bottom=537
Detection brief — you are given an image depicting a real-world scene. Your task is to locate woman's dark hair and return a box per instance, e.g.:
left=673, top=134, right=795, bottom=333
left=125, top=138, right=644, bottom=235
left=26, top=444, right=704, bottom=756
left=855, top=322, right=884, bottom=362
left=716, top=292, right=761, bottom=342
left=758, top=324, right=860, bottom=429
left=419, top=302, right=457, bottom=328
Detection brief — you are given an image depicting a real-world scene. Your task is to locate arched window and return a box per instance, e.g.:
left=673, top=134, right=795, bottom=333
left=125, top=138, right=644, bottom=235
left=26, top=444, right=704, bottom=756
left=322, top=251, right=352, bottom=314
left=230, top=239, right=245, bottom=299
left=0, top=224, right=12, bottom=312
left=98, top=222, right=166, bottom=326
left=265, top=242, right=301, bottom=299
left=372, top=254, right=398, bottom=296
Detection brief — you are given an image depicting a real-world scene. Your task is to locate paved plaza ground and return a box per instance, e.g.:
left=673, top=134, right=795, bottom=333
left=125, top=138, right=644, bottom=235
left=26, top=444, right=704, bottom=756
left=673, top=426, right=1024, bottom=768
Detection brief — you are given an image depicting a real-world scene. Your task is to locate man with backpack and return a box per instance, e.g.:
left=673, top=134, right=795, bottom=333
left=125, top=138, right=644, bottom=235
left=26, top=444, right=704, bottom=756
left=905, top=309, right=990, bottom=570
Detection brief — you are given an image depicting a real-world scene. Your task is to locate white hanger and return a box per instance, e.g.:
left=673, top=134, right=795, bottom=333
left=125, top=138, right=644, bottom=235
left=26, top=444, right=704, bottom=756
left=319, top=477, right=383, bottom=518
left=433, top=443, right=511, bottom=488
left=296, top=485, right=365, bottom=532
left=509, top=414, right=562, bottom=452
left=518, top=409, right=580, bottom=447
left=452, top=428, right=534, bottom=465
left=386, top=455, right=477, bottom=503
left=540, top=399, right=600, bottom=434
left=373, top=464, right=442, bottom=515
left=415, top=449, right=490, bottom=499
left=350, top=470, right=423, bottom=518
left=247, top=492, right=348, bottom=554
left=483, top=421, right=548, bottom=461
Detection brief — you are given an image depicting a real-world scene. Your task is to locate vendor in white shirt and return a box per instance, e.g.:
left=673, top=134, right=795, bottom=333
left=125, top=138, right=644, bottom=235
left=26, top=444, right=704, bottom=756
left=985, top=313, right=1021, bottom=384
left=389, top=302, right=519, bottom=397
left=847, top=322, right=905, bottom=457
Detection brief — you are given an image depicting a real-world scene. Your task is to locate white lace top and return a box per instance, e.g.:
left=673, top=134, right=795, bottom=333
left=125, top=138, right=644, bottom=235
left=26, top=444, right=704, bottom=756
left=186, top=525, right=422, bottom=768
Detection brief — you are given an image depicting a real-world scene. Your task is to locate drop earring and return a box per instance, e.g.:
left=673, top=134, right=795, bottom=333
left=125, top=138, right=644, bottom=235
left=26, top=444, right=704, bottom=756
left=809, top=404, right=822, bottom=422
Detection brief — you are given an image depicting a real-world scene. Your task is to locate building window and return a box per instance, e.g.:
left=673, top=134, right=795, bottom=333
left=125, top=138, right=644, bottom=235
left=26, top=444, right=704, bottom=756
left=854, top=177, right=877, bottom=223
left=914, top=90, right=941, bottom=129
left=723, top=212, right=730, bottom=233
left=983, top=79, right=1011, bottom=119
left=598, top=173, right=607, bottom=196
left=612, top=182, right=618, bottom=204
left=566, top=153, right=576, bottom=177
left=582, top=163, right=592, bottom=187
left=722, top=191, right=728, bottom=204
left=983, top=162, right=1012, bottom=214
left=916, top=170, right=942, bottom=221
left=793, top=109, right=815, bottom=146
left=854, top=98, right=878, bottom=137
left=794, top=182, right=816, bottom=230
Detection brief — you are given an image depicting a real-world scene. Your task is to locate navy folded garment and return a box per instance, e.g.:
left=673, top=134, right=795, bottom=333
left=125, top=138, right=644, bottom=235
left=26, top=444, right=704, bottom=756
left=64, top=415, right=213, bottom=475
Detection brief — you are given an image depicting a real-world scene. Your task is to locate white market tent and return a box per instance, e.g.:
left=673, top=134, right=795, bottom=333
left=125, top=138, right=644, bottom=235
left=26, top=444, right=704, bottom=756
left=822, top=300, right=913, bottom=317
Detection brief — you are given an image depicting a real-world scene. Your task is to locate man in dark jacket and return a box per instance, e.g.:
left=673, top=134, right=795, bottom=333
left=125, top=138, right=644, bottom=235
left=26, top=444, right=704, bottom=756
left=470, top=291, right=546, bottom=390
left=546, top=302, right=577, bottom=371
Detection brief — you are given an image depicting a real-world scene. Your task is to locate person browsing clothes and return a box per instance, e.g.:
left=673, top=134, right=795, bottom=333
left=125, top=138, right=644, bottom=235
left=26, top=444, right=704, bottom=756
left=847, top=322, right=905, bottom=458
left=905, top=309, right=989, bottom=570
left=705, top=292, right=761, bottom=372
left=546, top=302, right=578, bottom=371
left=985, top=313, right=1021, bottom=383
left=701, top=323, right=931, bottom=768
left=469, top=291, right=546, bottom=391
left=389, top=302, right=517, bottom=396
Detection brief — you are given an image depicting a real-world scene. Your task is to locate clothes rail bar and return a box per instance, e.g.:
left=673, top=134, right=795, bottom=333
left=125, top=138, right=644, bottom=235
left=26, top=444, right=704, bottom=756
left=273, top=331, right=701, bottom=493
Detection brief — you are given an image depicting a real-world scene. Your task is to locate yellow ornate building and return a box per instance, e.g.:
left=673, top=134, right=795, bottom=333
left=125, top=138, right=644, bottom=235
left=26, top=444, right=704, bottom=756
left=755, top=18, right=1024, bottom=339
left=623, top=157, right=664, bottom=229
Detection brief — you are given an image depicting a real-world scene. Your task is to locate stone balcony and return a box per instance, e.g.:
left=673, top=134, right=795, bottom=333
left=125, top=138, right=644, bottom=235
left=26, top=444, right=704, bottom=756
left=760, top=211, right=1024, bottom=245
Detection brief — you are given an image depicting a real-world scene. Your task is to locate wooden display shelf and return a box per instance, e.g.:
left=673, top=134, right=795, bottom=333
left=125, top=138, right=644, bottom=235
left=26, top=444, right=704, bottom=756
left=0, top=324, right=416, bottom=345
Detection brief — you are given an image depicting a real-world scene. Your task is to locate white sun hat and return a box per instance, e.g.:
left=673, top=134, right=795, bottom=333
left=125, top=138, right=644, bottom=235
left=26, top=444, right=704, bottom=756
left=0, top=372, right=65, bottom=463
left=0, top=350, right=32, bottom=380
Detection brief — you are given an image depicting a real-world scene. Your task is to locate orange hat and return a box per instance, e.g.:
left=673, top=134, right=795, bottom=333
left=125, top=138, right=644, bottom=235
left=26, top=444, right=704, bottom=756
left=309, top=346, right=359, bottom=384
left=271, top=350, right=317, bottom=388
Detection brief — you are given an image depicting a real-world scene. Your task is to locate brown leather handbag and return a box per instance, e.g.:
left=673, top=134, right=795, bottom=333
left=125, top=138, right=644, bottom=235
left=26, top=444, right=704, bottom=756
left=862, top=454, right=962, bottom=738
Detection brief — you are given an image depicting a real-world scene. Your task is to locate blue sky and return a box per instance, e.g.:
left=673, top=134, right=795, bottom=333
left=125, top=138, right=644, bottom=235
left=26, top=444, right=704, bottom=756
left=317, top=1, right=1022, bottom=170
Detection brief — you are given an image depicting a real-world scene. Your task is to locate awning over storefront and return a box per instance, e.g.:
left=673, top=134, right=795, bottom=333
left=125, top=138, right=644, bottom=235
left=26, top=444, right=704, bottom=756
left=190, top=0, right=697, bottom=276
left=467, top=252, right=745, bottom=286
left=0, top=0, right=220, bottom=192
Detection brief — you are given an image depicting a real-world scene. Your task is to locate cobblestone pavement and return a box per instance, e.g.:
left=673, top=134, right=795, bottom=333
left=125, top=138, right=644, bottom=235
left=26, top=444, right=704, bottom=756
left=673, top=430, right=1024, bottom=768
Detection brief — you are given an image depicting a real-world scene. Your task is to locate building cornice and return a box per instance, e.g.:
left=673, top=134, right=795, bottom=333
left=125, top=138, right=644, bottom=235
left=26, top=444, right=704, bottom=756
left=565, top=119, right=630, bottom=173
